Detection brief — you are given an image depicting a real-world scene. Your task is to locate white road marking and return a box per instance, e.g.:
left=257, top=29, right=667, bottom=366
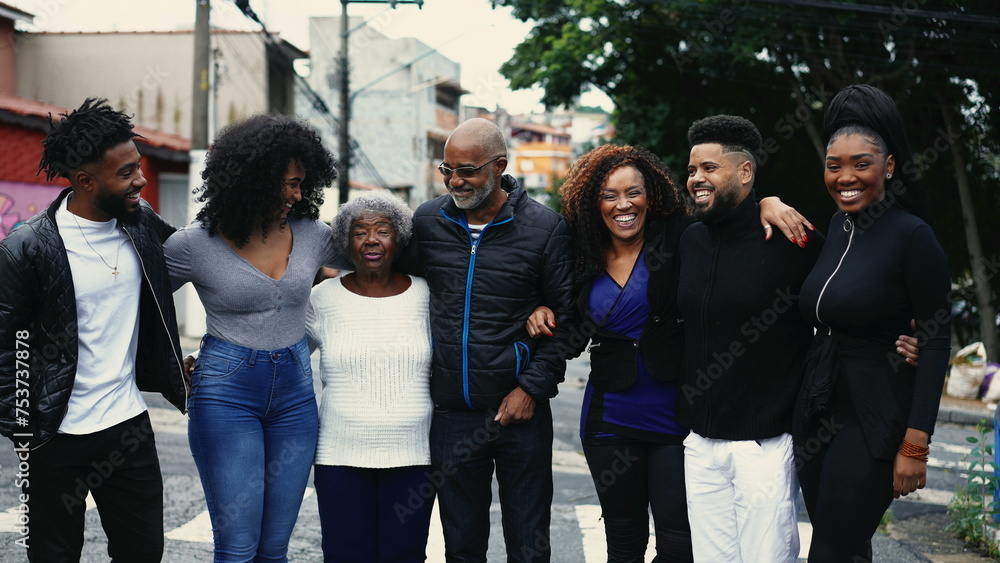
left=426, top=499, right=445, bottom=561
left=576, top=504, right=655, bottom=562
left=901, top=488, right=953, bottom=506
left=936, top=442, right=981, bottom=456
left=553, top=450, right=591, bottom=476
left=799, top=521, right=812, bottom=559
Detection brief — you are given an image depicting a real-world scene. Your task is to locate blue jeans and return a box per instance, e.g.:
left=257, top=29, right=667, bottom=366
left=430, top=403, right=553, bottom=563
left=188, top=335, right=318, bottom=563
left=314, top=464, right=435, bottom=562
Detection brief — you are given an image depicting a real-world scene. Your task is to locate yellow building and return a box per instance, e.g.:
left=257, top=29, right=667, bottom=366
left=509, top=121, right=572, bottom=194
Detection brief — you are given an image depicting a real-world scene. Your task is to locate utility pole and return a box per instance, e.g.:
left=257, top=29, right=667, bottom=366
left=338, top=0, right=350, bottom=205
left=337, top=0, right=424, bottom=205
left=191, top=0, right=211, bottom=150
left=184, top=0, right=212, bottom=339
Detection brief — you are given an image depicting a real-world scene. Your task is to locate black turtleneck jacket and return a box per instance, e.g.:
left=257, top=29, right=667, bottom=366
left=799, top=205, right=951, bottom=459
left=676, top=189, right=824, bottom=441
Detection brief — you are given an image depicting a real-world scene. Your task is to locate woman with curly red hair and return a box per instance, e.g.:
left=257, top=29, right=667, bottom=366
left=528, top=144, right=805, bottom=561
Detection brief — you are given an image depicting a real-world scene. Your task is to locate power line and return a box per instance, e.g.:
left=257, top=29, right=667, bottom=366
left=231, top=0, right=391, bottom=191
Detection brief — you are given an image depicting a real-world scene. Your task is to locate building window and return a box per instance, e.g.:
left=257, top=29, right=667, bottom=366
left=428, top=137, right=445, bottom=160
left=435, top=84, right=461, bottom=111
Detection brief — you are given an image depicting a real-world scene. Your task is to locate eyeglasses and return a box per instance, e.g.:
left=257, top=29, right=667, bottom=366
left=437, top=156, right=504, bottom=179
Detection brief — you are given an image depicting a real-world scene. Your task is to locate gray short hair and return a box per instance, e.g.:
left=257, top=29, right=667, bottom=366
left=331, top=192, right=413, bottom=257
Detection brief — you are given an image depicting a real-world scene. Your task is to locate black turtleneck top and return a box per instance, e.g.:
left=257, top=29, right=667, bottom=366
left=799, top=205, right=951, bottom=458
left=676, top=189, right=824, bottom=441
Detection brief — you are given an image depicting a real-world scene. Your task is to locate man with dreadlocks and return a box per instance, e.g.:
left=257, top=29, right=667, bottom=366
left=0, top=98, right=186, bottom=561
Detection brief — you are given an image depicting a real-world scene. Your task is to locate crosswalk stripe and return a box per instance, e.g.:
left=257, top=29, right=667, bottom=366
left=930, top=457, right=993, bottom=472
left=427, top=500, right=445, bottom=560
left=899, top=488, right=953, bottom=506
left=164, top=508, right=213, bottom=542
left=553, top=450, right=591, bottom=475
left=576, top=505, right=814, bottom=561
left=799, top=521, right=812, bottom=559
left=575, top=504, right=656, bottom=562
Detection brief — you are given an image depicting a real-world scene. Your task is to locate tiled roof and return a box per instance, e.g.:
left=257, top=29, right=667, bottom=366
left=511, top=121, right=571, bottom=138
left=0, top=93, right=190, bottom=152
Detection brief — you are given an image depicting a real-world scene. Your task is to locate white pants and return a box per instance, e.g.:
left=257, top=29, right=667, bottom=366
left=683, top=431, right=799, bottom=562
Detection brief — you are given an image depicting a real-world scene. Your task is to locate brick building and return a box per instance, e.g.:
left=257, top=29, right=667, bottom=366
left=0, top=93, right=190, bottom=239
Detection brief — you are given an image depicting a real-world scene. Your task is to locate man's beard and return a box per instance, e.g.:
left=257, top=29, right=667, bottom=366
left=693, top=182, right=742, bottom=223
left=448, top=172, right=496, bottom=211
left=95, top=189, right=140, bottom=226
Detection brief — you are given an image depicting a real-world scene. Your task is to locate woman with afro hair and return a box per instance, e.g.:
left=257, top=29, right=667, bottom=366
left=164, top=113, right=339, bottom=562
left=526, top=144, right=806, bottom=562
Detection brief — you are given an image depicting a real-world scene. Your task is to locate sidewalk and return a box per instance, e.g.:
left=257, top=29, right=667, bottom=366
left=938, top=393, right=997, bottom=428
left=872, top=394, right=996, bottom=562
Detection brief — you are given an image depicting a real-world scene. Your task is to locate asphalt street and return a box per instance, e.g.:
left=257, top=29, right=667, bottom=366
left=0, top=354, right=986, bottom=561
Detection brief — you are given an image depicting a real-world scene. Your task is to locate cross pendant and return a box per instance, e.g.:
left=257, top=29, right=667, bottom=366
left=112, top=268, right=120, bottom=282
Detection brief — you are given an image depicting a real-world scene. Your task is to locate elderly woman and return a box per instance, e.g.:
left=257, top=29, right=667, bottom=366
left=305, top=192, right=433, bottom=562
left=165, top=114, right=339, bottom=561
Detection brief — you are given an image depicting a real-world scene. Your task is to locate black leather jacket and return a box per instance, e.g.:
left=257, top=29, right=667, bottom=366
left=405, top=176, right=575, bottom=411
left=0, top=188, right=188, bottom=447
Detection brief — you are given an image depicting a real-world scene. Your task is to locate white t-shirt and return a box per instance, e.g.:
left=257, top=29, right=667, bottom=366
left=55, top=197, right=146, bottom=434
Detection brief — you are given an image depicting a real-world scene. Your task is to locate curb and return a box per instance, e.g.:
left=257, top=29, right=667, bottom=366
left=937, top=405, right=995, bottom=428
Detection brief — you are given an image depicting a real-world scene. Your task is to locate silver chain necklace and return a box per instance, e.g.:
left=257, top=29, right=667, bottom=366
left=71, top=212, right=123, bottom=282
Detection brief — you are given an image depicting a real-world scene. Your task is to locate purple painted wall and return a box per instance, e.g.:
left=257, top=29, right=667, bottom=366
left=0, top=181, right=65, bottom=239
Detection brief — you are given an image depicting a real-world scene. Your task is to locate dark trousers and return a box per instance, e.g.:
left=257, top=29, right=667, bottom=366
left=430, top=403, right=553, bottom=563
left=582, top=441, right=693, bottom=563
left=797, top=406, right=894, bottom=563
left=314, top=464, right=435, bottom=563
left=25, top=411, right=164, bottom=563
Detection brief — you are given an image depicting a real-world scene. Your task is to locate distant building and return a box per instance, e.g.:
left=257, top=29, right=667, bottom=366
left=307, top=17, right=465, bottom=207
left=552, top=105, right=613, bottom=158
left=0, top=2, right=32, bottom=96
left=508, top=121, right=572, bottom=195
left=15, top=29, right=305, bottom=138
left=0, top=6, right=194, bottom=238
left=0, top=93, right=190, bottom=236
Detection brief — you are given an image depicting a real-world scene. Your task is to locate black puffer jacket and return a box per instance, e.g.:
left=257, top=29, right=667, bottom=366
left=0, top=188, right=188, bottom=447
left=408, top=176, right=575, bottom=411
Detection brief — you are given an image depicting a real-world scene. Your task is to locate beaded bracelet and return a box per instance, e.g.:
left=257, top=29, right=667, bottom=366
left=898, top=439, right=930, bottom=462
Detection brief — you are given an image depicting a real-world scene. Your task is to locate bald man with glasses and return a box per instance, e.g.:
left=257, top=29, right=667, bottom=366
left=400, top=118, right=575, bottom=562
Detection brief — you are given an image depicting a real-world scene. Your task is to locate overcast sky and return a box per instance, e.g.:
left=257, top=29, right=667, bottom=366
left=10, top=0, right=612, bottom=115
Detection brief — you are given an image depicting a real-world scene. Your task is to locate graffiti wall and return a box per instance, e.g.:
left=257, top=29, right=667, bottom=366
left=0, top=181, right=65, bottom=240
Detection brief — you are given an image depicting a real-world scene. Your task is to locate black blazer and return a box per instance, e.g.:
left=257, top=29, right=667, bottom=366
left=571, top=213, right=694, bottom=392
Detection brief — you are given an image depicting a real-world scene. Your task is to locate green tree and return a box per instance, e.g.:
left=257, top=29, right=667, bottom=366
left=497, top=0, right=1000, bottom=359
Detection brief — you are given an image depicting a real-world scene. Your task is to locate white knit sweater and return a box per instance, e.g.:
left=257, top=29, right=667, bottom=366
left=305, top=275, right=432, bottom=468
